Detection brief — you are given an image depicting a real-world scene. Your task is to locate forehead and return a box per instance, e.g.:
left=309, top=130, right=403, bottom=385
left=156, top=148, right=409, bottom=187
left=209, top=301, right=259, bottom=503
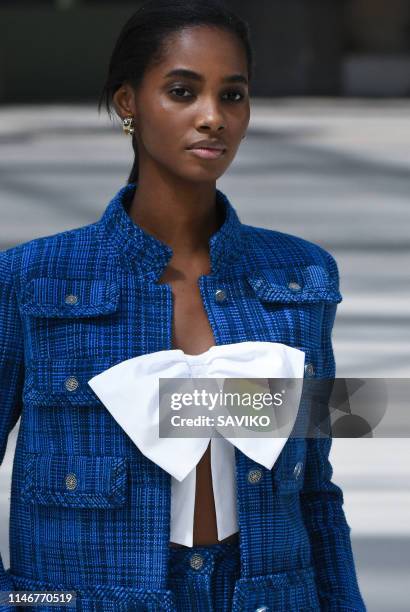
left=150, top=25, right=248, bottom=79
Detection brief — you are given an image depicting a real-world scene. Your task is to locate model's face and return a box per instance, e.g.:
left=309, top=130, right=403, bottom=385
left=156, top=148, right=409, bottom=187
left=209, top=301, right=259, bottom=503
left=113, top=25, right=250, bottom=182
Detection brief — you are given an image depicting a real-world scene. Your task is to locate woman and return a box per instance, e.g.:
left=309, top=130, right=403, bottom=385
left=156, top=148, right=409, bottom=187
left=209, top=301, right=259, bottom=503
left=0, top=0, right=366, bottom=610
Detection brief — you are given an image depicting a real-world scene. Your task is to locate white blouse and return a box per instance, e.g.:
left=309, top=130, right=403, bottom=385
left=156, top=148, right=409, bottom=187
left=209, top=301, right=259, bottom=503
left=87, top=341, right=305, bottom=547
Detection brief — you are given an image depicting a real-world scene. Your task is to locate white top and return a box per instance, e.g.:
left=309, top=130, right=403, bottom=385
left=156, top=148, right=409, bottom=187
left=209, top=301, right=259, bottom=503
left=87, top=341, right=305, bottom=547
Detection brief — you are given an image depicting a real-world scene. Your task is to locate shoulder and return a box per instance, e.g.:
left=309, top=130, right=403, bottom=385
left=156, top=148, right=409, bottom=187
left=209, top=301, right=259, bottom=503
left=242, top=223, right=340, bottom=287
left=1, top=221, right=110, bottom=287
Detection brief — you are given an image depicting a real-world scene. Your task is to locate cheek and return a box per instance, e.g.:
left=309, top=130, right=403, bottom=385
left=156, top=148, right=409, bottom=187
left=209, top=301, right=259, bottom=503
left=139, top=116, right=169, bottom=150
left=140, top=96, right=184, bottom=140
left=138, top=112, right=184, bottom=162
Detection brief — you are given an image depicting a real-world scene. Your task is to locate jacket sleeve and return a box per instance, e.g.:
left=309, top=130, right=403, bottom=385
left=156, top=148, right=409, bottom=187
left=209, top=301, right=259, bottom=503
left=300, top=251, right=367, bottom=611
left=0, top=249, right=24, bottom=594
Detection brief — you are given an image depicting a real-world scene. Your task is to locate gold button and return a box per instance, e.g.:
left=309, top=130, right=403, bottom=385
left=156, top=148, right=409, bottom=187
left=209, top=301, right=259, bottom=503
left=189, top=553, right=204, bottom=570
left=65, top=473, right=77, bottom=490
left=64, top=376, right=79, bottom=392
left=247, top=468, right=263, bottom=484
left=288, top=281, right=301, bottom=291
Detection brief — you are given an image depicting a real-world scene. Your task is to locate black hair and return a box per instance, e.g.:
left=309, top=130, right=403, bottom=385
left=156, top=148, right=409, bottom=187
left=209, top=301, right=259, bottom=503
left=98, top=0, right=254, bottom=184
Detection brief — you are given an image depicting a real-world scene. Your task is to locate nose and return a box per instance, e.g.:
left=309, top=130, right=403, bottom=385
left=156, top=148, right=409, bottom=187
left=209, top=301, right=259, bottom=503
left=196, top=95, right=225, bottom=131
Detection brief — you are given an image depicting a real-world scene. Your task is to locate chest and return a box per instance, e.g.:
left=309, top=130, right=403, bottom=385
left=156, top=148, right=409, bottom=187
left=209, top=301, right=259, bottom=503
left=157, top=255, right=216, bottom=355
left=16, top=262, right=341, bottom=488
left=18, top=262, right=341, bottom=413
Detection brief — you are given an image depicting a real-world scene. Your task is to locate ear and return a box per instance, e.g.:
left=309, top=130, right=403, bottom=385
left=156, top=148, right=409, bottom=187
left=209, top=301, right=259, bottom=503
left=112, top=84, right=138, bottom=121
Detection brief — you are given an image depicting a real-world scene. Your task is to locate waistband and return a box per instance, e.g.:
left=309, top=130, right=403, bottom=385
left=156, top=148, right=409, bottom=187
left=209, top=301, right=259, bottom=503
left=168, top=533, right=240, bottom=564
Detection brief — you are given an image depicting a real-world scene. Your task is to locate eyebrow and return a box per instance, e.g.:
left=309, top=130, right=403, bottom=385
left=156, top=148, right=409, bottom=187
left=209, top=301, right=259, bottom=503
left=164, top=68, right=248, bottom=85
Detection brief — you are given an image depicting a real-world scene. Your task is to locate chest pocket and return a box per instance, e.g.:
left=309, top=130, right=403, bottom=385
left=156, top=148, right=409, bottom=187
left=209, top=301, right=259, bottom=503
left=21, top=453, right=128, bottom=509
left=246, top=264, right=342, bottom=351
left=23, top=356, right=117, bottom=408
left=19, top=277, right=120, bottom=359
left=20, top=453, right=129, bottom=563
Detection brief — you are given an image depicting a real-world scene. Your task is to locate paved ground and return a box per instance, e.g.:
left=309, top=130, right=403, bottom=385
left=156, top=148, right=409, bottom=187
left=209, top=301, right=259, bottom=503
left=0, top=100, right=409, bottom=610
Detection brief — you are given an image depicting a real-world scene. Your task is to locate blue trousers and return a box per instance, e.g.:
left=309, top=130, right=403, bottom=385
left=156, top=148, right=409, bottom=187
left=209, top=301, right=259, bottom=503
left=167, top=535, right=241, bottom=611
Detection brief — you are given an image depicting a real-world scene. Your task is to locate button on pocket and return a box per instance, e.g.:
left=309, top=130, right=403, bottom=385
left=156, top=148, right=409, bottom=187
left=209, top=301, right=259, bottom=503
left=19, top=277, right=120, bottom=318
left=65, top=473, right=78, bottom=490
left=24, top=357, right=119, bottom=409
left=287, top=281, right=301, bottom=292
left=20, top=453, right=129, bottom=573
left=231, top=565, right=320, bottom=611
left=245, top=265, right=342, bottom=350
left=64, top=376, right=79, bottom=392
left=215, top=288, right=227, bottom=303
left=21, top=453, right=128, bottom=508
left=64, top=294, right=78, bottom=305
left=247, top=265, right=342, bottom=304
left=19, top=278, right=121, bottom=361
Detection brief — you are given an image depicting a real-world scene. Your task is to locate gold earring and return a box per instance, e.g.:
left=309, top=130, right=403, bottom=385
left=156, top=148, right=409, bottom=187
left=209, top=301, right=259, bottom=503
left=122, top=116, right=135, bottom=136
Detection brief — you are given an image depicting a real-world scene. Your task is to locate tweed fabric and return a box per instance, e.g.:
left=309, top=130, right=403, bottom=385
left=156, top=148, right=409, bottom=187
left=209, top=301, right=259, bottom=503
left=0, top=183, right=366, bottom=610
left=167, top=537, right=241, bottom=612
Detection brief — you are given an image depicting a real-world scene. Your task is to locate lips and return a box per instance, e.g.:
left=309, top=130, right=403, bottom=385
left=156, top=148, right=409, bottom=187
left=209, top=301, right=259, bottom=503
left=187, top=148, right=226, bottom=160
left=186, top=140, right=227, bottom=160
left=186, top=140, right=226, bottom=151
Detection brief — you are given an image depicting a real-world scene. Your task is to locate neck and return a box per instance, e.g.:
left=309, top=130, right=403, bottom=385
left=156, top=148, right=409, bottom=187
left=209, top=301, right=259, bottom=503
left=127, top=172, right=224, bottom=257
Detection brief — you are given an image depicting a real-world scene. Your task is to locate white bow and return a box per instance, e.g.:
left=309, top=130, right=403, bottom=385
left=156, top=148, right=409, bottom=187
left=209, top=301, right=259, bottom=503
left=87, top=341, right=305, bottom=482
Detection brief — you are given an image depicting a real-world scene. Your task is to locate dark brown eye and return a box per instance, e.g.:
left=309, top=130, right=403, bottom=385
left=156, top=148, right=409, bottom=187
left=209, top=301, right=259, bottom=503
left=168, top=87, right=245, bottom=102
left=223, top=90, right=245, bottom=102
left=169, top=87, right=192, bottom=98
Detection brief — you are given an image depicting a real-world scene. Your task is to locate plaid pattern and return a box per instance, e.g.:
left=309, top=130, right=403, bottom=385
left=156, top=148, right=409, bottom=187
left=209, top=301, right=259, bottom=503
left=167, top=538, right=241, bottom=612
left=0, top=183, right=366, bottom=611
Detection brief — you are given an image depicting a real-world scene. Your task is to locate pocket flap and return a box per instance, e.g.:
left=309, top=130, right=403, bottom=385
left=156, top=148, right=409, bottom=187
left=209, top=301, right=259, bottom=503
left=20, top=277, right=120, bottom=317
left=21, top=453, right=128, bottom=508
left=24, top=357, right=119, bottom=408
left=231, top=565, right=320, bottom=611
left=247, top=265, right=342, bottom=304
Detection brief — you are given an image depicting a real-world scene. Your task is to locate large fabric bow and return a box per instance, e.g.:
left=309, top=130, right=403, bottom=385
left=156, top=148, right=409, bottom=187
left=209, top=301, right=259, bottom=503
left=87, top=341, right=305, bottom=482
left=87, top=341, right=305, bottom=546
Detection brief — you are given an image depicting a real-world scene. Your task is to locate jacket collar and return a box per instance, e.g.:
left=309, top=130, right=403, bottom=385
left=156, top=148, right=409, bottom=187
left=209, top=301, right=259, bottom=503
left=99, top=183, right=245, bottom=280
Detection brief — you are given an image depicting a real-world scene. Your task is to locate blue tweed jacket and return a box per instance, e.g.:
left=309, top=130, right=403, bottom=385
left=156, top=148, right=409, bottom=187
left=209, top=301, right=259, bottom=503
left=0, top=183, right=366, bottom=611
